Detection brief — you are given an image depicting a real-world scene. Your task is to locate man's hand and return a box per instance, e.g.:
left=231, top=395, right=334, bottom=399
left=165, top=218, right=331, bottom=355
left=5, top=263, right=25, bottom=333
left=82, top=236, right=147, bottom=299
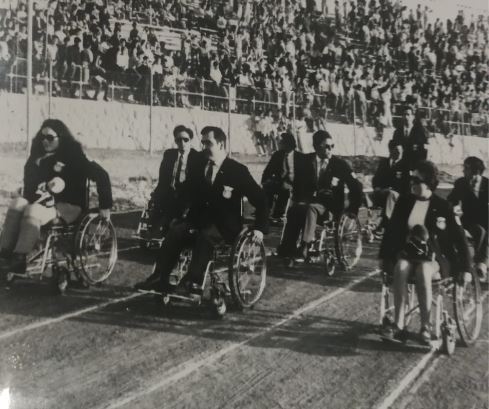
left=99, top=208, right=111, bottom=220
left=250, top=229, right=264, bottom=243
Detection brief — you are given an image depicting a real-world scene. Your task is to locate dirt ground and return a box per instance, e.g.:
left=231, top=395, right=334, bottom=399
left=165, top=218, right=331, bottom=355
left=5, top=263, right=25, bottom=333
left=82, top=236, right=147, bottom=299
left=0, top=211, right=486, bottom=409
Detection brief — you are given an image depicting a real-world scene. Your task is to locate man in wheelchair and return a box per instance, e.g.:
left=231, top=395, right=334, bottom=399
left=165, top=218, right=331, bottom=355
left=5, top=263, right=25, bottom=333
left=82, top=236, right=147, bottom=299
left=277, top=130, right=363, bottom=262
left=448, top=156, right=488, bottom=281
left=370, top=139, right=410, bottom=238
left=144, top=125, right=202, bottom=239
left=0, top=119, right=113, bottom=276
left=379, top=161, right=472, bottom=345
left=134, top=126, right=268, bottom=295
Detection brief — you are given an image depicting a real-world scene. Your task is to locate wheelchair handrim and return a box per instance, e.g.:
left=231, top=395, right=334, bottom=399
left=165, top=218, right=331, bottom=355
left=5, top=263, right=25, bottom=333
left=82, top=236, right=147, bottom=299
left=76, top=214, right=118, bottom=285
left=453, top=272, right=482, bottom=346
left=335, top=214, right=362, bottom=269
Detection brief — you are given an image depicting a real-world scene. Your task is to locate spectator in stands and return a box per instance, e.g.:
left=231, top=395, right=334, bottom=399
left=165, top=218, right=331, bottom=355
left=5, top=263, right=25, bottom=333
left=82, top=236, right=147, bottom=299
left=448, top=156, right=488, bottom=280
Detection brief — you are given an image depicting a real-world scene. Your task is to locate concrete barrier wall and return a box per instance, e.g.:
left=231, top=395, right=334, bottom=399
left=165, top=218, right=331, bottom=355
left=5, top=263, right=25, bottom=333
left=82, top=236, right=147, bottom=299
left=0, top=93, right=487, bottom=164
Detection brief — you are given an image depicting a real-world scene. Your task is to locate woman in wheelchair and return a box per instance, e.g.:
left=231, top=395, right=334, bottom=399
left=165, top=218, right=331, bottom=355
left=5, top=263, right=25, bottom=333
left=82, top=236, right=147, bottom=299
left=0, top=119, right=113, bottom=276
left=379, top=161, right=471, bottom=345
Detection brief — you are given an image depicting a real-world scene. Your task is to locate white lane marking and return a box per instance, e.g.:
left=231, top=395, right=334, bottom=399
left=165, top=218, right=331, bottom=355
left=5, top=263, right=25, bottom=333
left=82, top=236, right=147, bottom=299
left=376, top=291, right=489, bottom=409
left=0, top=292, right=142, bottom=342
left=101, top=269, right=381, bottom=409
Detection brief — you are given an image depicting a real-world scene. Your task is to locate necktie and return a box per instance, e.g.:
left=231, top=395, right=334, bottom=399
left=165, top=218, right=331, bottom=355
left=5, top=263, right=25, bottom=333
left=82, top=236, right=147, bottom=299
left=471, top=178, right=478, bottom=197
left=173, top=154, right=183, bottom=188
left=319, top=159, right=328, bottom=178
left=205, top=161, right=214, bottom=185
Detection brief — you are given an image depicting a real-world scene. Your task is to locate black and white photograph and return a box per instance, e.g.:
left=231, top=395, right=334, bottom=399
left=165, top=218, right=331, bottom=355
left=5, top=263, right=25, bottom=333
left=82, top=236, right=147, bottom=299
left=0, top=0, right=487, bottom=407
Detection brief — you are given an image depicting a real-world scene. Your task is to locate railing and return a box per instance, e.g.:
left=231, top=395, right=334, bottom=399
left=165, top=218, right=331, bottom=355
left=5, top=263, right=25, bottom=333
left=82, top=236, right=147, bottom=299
left=3, top=57, right=488, bottom=142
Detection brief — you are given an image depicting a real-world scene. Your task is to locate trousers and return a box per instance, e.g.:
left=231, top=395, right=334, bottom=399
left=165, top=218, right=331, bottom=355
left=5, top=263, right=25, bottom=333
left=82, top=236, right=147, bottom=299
left=0, top=197, right=82, bottom=255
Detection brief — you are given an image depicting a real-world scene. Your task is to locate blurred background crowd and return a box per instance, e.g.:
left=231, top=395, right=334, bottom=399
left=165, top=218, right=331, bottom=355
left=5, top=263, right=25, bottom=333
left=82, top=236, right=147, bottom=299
left=0, top=0, right=488, bottom=140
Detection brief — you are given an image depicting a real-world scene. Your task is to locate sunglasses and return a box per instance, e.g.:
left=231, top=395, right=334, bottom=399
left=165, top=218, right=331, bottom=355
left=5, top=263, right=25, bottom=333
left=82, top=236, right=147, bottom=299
left=176, top=137, right=190, bottom=143
left=410, top=176, right=426, bottom=185
left=325, top=144, right=334, bottom=150
left=42, top=134, right=58, bottom=142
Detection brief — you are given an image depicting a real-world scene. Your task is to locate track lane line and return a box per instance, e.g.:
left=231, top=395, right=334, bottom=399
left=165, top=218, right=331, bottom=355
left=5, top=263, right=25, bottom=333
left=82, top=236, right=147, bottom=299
left=376, top=291, right=489, bottom=409
left=100, top=268, right=381, bottom=409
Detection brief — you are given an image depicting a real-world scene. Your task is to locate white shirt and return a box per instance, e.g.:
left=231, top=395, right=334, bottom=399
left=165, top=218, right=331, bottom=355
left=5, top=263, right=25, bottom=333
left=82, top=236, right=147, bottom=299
left=172, top=150, right=190, bottom=187
left=407, top=199, right=430, bottom=229
left=471, top=175, right=482, bottom=198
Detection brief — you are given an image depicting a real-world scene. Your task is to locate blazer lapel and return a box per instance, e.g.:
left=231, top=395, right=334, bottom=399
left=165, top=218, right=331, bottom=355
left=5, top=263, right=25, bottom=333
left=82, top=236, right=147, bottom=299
left=213, top=157, right=228, bottom=190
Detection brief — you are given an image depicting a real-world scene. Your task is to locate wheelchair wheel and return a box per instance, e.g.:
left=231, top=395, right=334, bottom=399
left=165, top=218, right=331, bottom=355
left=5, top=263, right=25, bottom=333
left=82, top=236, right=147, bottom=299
left=229, top=231, right=267, bottom=309
left=334, top=213, right=362, bottom=270
left=75, top=214, right=118, bottom=285
left=453, top=271, right=482, bottom=346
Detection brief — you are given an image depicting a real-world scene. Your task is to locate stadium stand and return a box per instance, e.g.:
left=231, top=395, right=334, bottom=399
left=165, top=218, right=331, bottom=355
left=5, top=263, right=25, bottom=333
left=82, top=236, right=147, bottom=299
left=0, top=0, right=487, bottom=137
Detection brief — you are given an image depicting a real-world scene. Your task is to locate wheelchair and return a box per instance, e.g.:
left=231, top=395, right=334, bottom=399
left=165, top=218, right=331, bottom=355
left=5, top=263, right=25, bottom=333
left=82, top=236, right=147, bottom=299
left=133, top=197, right=165, bottom=250
left=360, top=189, right=384, bottom=243
left=379, top=267, right=483, bottom=355
left=140, top=228, right=267, bottom=318
left=5, top=182, right=118, bottom=294
left=280, top=201, right=363, bottom=276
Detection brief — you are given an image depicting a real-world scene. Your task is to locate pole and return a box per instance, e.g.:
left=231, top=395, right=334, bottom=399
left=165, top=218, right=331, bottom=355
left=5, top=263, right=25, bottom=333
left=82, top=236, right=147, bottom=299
left=227, top=83, right=231, bottom=157
left=149, top=70, right=153, bottom=154
left=48, top=59, right=52, bottom=117
left=352, top=91, right=357, bottom=156
left=26, top=0, right=33, bottom=157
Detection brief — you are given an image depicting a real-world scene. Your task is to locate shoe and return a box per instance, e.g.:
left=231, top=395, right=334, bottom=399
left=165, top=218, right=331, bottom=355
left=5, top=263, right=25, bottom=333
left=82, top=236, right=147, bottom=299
left=189, top=282, right=203, bottom=295
left=134, top=272, right=162, bottom=291
left=419, top=325, right=432, bottom=345
left=475, top=263, right=488, bottom=282
left=381, top=323, right=407, bottom=343
left=294, top=242, right=309, bottom=263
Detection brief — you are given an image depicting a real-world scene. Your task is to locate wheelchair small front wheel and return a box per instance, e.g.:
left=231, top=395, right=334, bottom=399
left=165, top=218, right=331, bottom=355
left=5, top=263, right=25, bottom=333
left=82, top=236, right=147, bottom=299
left=441, top=318, right=456, bottom=356
left=75, top=214, right=118, bottom=285
left=229, top=231, right=267, bottom=309
left=453, top=271, right=482, bottom=346
left=334, top=213, right=362, bottom=270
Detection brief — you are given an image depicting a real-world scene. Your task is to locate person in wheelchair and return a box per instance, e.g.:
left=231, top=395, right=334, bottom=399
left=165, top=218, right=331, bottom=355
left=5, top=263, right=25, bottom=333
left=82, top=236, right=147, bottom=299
left=277, top=130, right=363, bottom=262
left=379, top=160, right=471, bottom=345
left=135, top=126, right=268, bottom=294
left=0, top=119, right=113, bottom=275
left=447, top=156, right=488, bottom=281
left=370, top=139, right=410, bottom=238
left=261, top=132, right=303, bottom=224
left=145, top=125, right=202, bottom=239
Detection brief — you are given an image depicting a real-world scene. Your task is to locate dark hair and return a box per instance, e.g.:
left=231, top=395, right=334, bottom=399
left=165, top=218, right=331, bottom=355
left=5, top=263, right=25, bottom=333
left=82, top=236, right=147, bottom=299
left=280, top=132, right=296, bottom=149
left=312, top=129, right=332, bottom=149
left=403, top=105, right=415, bottom=115
left=29, top=119, right=83, bottom=162
left=173, top=124, right=193, bottom=139
left=201, top=126, right=227, bottom=147
left=415, top=160, right=439, bottom=191
left=464, top=156, right=485, bottom=175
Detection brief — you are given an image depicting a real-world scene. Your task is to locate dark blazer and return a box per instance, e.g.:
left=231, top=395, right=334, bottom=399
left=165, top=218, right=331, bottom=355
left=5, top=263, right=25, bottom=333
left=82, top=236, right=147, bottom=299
left=187, top=157, right=268, bottom=243
left=379, top=193, right=471, bottom=275
left=152, top=148, right=202, bottom=208
left=261, top=150, right=303, bottom=184
left=24, top=151, right=112, bottom=210
left=447, top=176, right=488, bottom=229
left=372, top=157, right=410, bottom=195
left=298, top=154, right=363, bottom=214
left=391, top=123, right=428, bottom=169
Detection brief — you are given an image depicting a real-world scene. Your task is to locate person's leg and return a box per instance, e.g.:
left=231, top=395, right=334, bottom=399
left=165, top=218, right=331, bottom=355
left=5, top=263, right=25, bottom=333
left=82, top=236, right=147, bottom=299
left=302, top=203, right=326, bottom=244
left=0, top=197, right=29, bottom=254
left=393, top=258, right=411, bottom=330
left=186, top=225, right=223, bottom=289
left=384, top=190, right=399, bottom=220
left=278, top=203, right=306, bottom=256
left=466, top=223, right=487, bottom=264
left=414, top=261, right=436, bottom=339
left=14, top=203, right=57, bottom=255
left=263, top=183, right=277, bottom=218
left=273, top=187, right=291, bottom=219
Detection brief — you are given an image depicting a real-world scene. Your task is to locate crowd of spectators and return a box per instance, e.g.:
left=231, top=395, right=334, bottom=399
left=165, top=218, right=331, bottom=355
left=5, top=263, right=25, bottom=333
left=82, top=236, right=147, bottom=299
left=0, top=0, right=488, bottom=137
